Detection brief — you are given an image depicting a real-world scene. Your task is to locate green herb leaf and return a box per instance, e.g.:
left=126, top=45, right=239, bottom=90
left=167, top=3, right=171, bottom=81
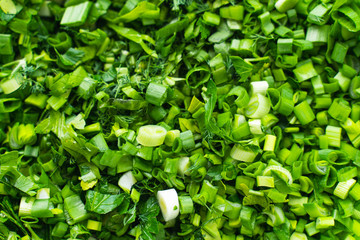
left=85, top=190, right=125, bottom=214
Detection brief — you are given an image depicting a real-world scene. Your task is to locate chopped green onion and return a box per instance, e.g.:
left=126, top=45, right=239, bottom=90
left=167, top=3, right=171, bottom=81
left=258, top=12, right=275, bottom=35
left=187, top=96, right=204, bottom=114
left=0, top=34, right=13, bottom=55
left=293, top=60, right=318, bottom=82
left=332, top=5, right=360, bottom=32
left=245, top=93, right=271, bottom=119
left=230, top=145, right=257, bottom=163
left=19, top=197, right=36, bottom=217
left=307, top=3, right=331, bottom=25
left=275, top=0, right=299, bottom=13
left=220, top=5, right=244, bottom=21
left=264, top=135, right=276, bottom=152
left=315, top=216, right=334, bottom=229
left=257, top=176, right=274, bottom=188
left=328, top=98, right=351, bottom=122
left=157, top=189, right=179, bottom=222
left=51, top=222, right=68, bottom=237
left=293, top=101, right=315, bottom=125
left=24, top=94, right=48, bottom=109
left=311, top=75, right=325, bottom=95
left=209, top=53, right=228, bottom=85
left=203, top=12, right=220, bottom=26
left=290, top=232, right=307, bottom=240
left=60, top=1, right=93, bottom=27
left=277, top=38, right=293, bottom=54
left=305, top=25, right=330, bottom=43
left=326, top=126, right=342, bottom=148
left=178, top=195, right=194, bottom=214
left=118, top=171, right=137, bottom=193
left=337, top=166, right=357, bottom=182
left=64, top=195, right=89, bottom=223
left=136, top=125, right=167, bottom=147
left=349, top=183, right=360, bottom=201
left=250, top=81, right=269, bottom=95
left=262, top=165, right=293, bottom=185
left=87, top=219, right=102, bottom=231
left=226, top=86, right=250, bottom=108
left=145, top=83, right=167, bottom=106
left=333, top=179, right=357, bottom=199
left=180, top=130, right=195, bottom=151
left=267, top=88, right=294, bottom=116
left=305, top=221, right=319, bottom=236
left=248, top=119, right=263, bottom=135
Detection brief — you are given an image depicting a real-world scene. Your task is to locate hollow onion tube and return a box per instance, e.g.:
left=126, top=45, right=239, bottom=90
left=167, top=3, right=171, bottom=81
left=258, top=12, right=275, bottom=35
left=230, top=144, right=257, bottom=162
left=185, top=66, right=211, bottom=89
left=240, top=206, right=256, bottom=230
left=136, top=125, right=167, bottom=147
left=164, top=158, right=179, bottom=174
left=262, top=165, right=293, bottom=185
left=243, top=162, right=266, bottom=178
left=340, top=118, right=360, bottom=142
left=145, top=83, right=167, bottom=106
left=301, top=153, right=312, bottom=174
left=318, top=149, right=349, bottom=165
left=248, top=119, right=263, bottom=135
left=328, top=98, right=351, bottom=122
left=293, top=101, right=315, bottom=125
left=350, top=76, right=360, bottom=99
left=257, top=176, right=274, bottom=188
left=180, top=130, right=195, bottom=151
left=164, top=130, right=180, bottom=147
left=245, top=93, right=271, bottom=119
left=19, top=197, right=36, bottom=217
left=307, top=3, right=332, bottom=25
left=264, top=135, right=276, bottom=152
left=178, top=195, right=194, bottom=214
left=157, top=188, right=180, bottom=222
left=225, top=86, right=249, bottom=108
left=325, top=126, right=342, bottom=148
left=299, top=176, right=314, bottom=194
left=193, top=180, right=218, bottom=205
left=187, top=96, right=204, bottom=114
left=319, top=166, right=337, bottom=188
left=220, top=5, right=244, bottom=21
left=267, top=88, right=294, bottom=116
left=177, top=156, right=190, bottom=177
left=332, top=5, right=360, bottom=32
left=264, top=205, right=285, bottom=227
left=305, top=221, right=320, bottom=236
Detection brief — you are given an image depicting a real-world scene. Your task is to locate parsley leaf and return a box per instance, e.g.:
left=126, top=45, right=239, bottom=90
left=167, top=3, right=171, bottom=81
left=85, top=190, right=125, bottom=214
left=196, top=19, right=211, bottom=40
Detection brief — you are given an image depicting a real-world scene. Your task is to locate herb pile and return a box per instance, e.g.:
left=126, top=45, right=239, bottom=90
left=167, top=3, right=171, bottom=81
left=1, top=0, right=360, bottom=239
